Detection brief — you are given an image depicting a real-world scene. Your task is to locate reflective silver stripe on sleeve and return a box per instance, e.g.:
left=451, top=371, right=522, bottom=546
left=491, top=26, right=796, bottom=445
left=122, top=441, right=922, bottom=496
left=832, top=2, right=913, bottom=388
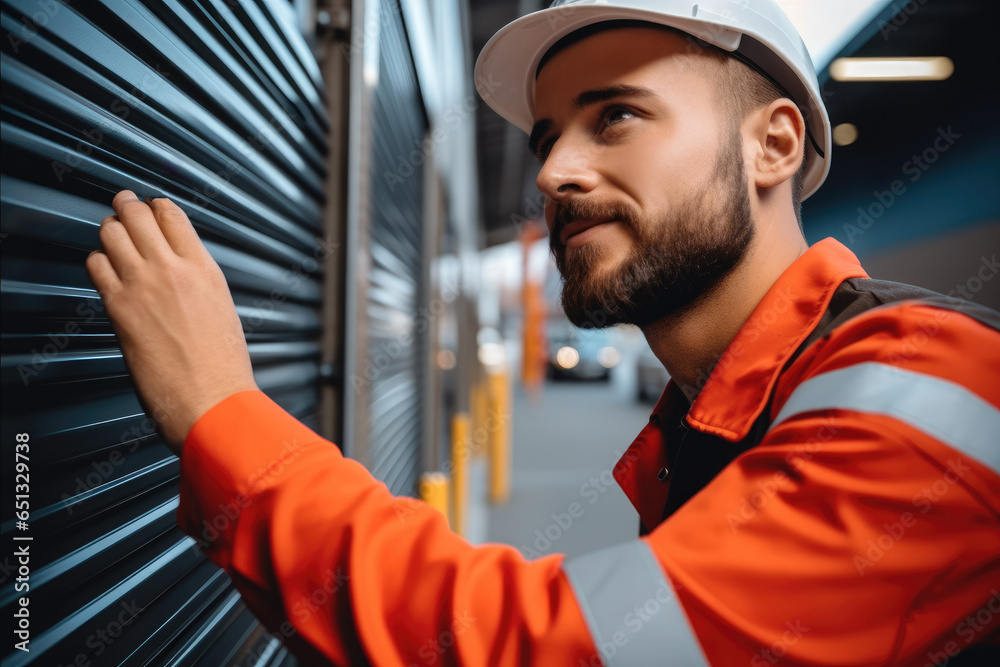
left=562, top=541, right=708, bottom=667
left=770, top=362, right=1000, bottom=475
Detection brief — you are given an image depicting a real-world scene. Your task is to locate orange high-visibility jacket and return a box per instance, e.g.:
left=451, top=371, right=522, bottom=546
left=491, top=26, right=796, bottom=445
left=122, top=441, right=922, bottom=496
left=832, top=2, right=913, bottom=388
left=178, top=238, right=1000, bottom=666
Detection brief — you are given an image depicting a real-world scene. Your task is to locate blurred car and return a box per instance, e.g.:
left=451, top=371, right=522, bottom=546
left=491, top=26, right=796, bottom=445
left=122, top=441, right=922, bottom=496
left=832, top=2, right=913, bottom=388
left=636, top=347, right=670, bottom=403
left=547, top=319, right=621, bottom=381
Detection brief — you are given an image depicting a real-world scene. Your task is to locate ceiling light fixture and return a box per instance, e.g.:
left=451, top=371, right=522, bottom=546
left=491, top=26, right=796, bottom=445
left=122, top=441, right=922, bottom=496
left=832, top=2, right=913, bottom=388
left=829, top=57, right=954, bottom=82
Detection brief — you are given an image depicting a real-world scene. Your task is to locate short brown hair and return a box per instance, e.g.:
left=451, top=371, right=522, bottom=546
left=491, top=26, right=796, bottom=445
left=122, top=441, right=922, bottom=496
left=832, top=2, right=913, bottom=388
left=713, top=53, right=807, bottom=227
left=660, top=27, right=807, bottom=228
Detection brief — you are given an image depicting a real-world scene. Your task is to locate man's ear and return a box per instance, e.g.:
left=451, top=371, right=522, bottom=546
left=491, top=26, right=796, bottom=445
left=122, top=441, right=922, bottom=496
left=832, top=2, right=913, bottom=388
left=750, top=98, right=805, bottom=190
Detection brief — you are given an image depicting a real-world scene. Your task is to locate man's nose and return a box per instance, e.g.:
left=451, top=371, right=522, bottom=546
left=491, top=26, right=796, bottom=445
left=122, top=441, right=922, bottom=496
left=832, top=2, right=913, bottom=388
left=535, top=136, right=599, bottom=205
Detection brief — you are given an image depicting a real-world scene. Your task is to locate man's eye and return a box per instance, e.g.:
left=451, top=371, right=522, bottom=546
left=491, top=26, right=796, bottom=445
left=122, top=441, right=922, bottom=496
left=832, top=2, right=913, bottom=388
left=602, top=107, right=635, bottom=129
left=535, top=139, right=554, bottom=162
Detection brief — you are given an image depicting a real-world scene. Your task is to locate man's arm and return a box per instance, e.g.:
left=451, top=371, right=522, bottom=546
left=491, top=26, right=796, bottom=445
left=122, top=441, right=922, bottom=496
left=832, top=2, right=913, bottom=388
left=87, top=191, right=599, bottom=665
left=178, top=390, right=597, bottom=665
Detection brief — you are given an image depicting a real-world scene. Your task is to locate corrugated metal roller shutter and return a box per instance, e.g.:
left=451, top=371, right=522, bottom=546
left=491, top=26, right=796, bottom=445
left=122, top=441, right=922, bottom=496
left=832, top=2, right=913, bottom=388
left=363, top=0, right=427, bottom=497
left=1, top=0, right=327, bottom=665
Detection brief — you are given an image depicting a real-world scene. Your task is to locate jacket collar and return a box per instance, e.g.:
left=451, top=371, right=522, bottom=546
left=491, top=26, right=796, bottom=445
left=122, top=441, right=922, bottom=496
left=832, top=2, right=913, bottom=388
left=613, top=238, right=868, bottom=526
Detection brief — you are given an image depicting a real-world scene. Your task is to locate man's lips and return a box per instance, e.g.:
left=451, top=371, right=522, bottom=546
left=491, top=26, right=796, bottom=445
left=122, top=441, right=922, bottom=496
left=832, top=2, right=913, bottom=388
left=559, top=219, right=614, bottom=246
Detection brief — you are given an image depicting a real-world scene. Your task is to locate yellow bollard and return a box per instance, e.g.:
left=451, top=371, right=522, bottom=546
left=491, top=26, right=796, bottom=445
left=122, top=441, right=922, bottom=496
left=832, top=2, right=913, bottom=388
left=450, top=412, right=470, bottom=537
left=488, top=370, right=511, bottom=505
left=418, top=472, right=450, bottom=527
left=471, top=380, right=489, bottom=457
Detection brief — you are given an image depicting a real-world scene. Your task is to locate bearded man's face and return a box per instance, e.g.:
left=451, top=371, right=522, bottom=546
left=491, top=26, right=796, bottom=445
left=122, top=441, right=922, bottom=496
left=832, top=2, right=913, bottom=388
left=532, top=26, right=755, bottom=329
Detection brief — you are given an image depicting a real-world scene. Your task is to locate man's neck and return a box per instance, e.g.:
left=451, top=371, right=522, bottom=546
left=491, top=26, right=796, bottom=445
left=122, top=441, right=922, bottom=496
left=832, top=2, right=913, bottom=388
left=640, top=227, right=809, bottom=404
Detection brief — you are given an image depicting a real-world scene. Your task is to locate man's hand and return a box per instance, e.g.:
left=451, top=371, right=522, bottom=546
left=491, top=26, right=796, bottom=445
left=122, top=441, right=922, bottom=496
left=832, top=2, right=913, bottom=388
left=86, top=190, right=258, bottom=455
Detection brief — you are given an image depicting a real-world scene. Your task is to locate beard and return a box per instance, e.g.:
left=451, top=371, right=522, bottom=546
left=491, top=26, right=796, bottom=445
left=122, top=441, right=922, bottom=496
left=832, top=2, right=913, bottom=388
left=550, top=128, right=754, bottom=329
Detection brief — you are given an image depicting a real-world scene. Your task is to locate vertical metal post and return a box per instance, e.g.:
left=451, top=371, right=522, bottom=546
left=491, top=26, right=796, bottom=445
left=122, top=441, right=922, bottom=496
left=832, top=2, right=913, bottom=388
left=421, top=145, right=443, bottom=474
left=317, top=0, right=351, bottom=444
left=340, top=0, right=378, bottom=461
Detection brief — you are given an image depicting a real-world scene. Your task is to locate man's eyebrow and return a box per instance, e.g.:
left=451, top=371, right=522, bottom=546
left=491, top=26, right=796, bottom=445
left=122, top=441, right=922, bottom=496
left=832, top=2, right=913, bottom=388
left=573, top=84, right=657, bottom=110
left=528, top=85, right=658, bottom=156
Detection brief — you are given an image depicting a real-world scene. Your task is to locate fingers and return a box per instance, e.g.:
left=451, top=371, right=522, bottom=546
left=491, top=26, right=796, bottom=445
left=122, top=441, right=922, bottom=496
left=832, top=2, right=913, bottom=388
left=98, top=190, right=209, bottom=282
left=98, top=216, right=143, bottom=281
left=146, top=197, right=208, bottom=258
left=111, top=190, right=172, bottom=259
left=85, top=249, right=123, bottom=295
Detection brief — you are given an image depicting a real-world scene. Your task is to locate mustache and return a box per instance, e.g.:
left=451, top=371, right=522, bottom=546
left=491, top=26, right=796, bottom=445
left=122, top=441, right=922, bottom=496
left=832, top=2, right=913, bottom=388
left=550, top=199, right=639, bottom=248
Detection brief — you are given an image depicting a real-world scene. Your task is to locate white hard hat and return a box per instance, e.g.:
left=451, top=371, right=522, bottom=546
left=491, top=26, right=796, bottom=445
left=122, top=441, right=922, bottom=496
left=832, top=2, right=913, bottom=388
left=475, top=0, right=831, bottom=199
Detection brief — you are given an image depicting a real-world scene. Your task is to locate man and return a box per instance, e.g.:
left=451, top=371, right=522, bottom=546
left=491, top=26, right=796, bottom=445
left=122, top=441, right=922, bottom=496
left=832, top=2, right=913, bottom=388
left=86, top=0, right=1000, bottom=665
